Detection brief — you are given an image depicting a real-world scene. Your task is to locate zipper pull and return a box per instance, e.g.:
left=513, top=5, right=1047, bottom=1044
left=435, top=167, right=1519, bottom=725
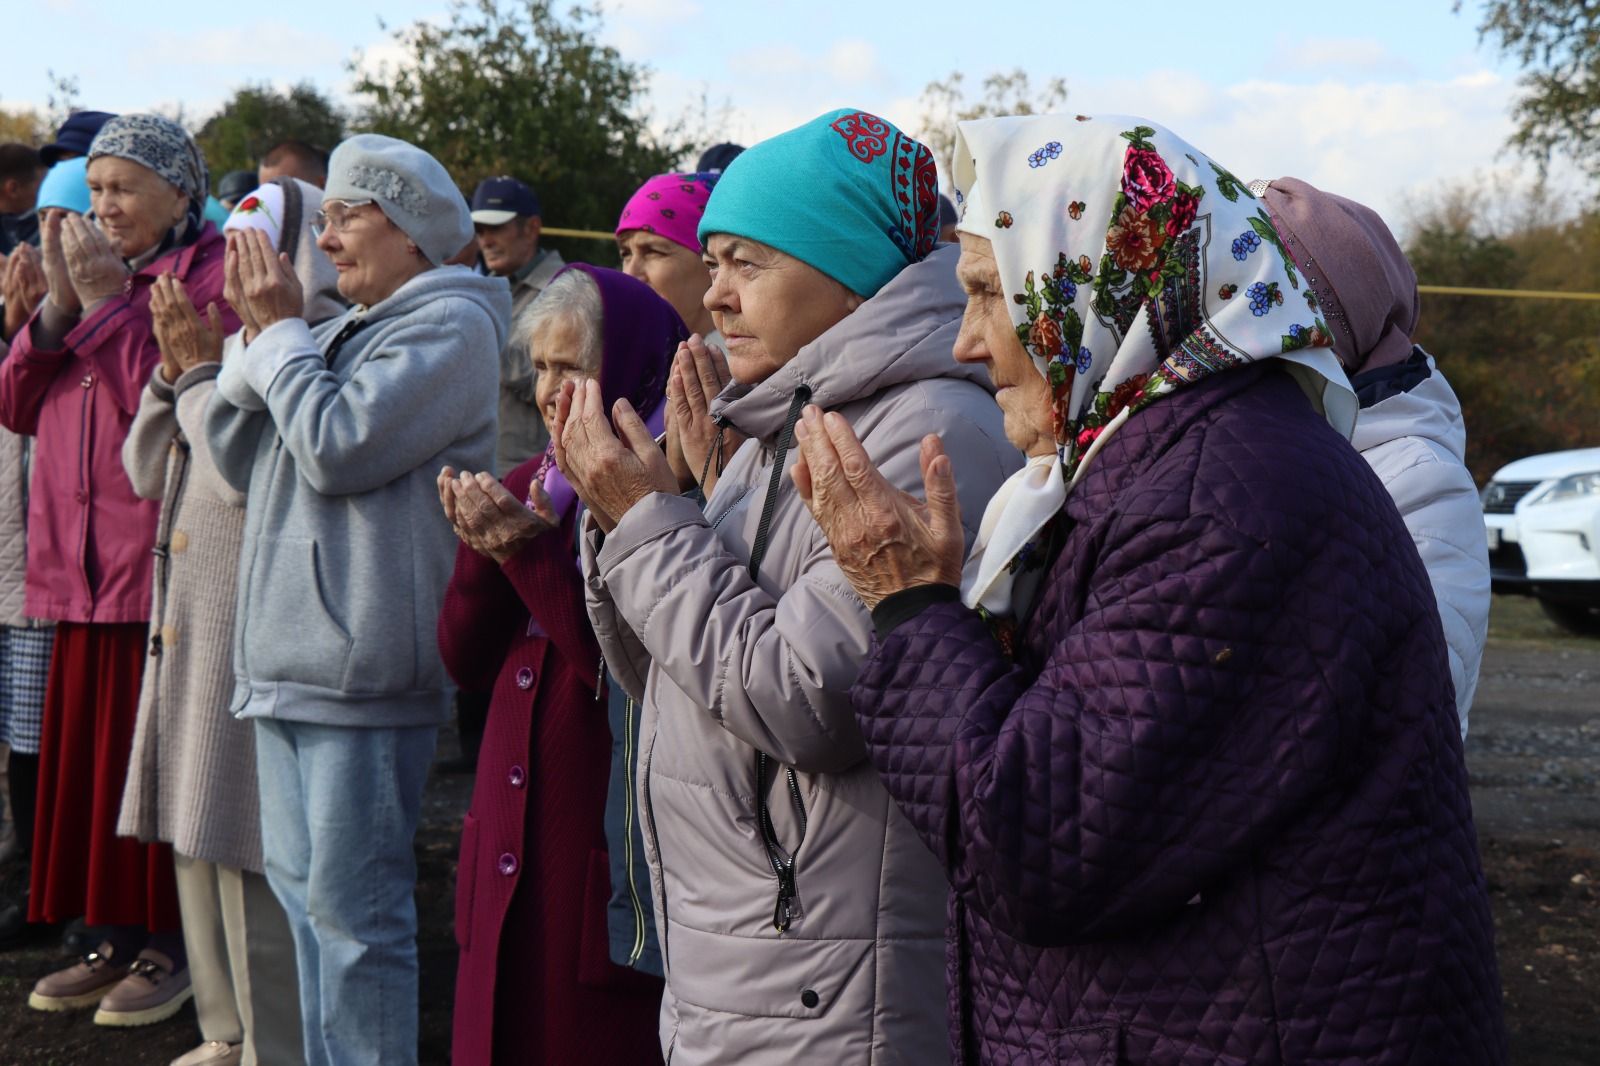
left=595, top=654, right=606, bottom=702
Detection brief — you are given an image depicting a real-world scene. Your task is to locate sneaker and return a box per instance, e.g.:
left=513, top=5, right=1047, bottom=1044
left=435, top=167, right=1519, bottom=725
left=28, top=942, right=131, bottom=1011
left=93, top=948, right=193, bottom=1027
left=171, top=1040, right=240, bottom=1065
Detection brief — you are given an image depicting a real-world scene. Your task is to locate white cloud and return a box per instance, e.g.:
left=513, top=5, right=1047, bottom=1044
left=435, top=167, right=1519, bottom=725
left=137, top=23, right=347, bottom=74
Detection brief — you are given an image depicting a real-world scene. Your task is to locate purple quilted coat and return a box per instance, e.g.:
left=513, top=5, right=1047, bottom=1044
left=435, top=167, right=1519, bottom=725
left=852, top=364, right=1506, bottom=1065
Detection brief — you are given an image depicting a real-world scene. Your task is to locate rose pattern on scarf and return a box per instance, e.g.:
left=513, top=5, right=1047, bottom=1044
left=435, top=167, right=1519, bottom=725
left=1105, top=205, right=1165, bottom=272
left=830, top=111, right=891, bottom=163
left=1013, top=251, right=1095, bottom=441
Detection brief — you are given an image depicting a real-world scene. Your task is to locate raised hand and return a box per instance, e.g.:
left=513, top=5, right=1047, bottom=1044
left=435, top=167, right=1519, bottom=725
left=61, top=213, right=129, bottom=309
left=447, top=470, right=560, bottom=564
left=554, top=378, right=679, bottom=534
left=235, top=228, right=303, bottom=332
left=2, top=244, right=49, bottom=340
left=39, top=211, right=80, bottom=316
left=149, top=273, right=224, bottom=383
left=670, top=335, right=744, bottom=496
left=791, top=405, right=965, bottom=610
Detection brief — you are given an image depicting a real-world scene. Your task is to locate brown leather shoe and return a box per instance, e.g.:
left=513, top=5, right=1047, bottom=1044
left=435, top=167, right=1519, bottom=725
left=28, top=941, right=131, bottom=1011
left=93, top=948, right=193, bottom=1027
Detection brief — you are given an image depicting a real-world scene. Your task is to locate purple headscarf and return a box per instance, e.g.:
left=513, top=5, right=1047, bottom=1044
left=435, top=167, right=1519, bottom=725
left=1258, top=177, right=1419, bottom=374
left=533, top=263, right=688, bottom=519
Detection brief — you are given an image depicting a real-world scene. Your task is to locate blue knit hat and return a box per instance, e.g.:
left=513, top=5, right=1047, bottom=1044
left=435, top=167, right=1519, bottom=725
left=36, top=157, right=91, bottom=215
left=697, top=109, right=941, bottom=298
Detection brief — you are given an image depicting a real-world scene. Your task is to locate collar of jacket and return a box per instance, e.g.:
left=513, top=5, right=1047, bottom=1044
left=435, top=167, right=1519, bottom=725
left=710, top=243, right=994, bottom=443
left=127, top=221, right=222, bottom=294
left=1063, top=360, right=1291, bottom=527
left=1348, top=349, right=1467, bottom=462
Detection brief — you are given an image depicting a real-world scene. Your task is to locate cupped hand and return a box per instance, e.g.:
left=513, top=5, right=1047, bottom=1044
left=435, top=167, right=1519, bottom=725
left=236, top=228, right=303, bottom=333
left=61, top=213, right=129, bottom=309
left=670, top=335, right=744, bottom=496
left=790, top=405, right=965, bottom=609
left=2, top=244, right=49, bottom=340
left=149, top=273, right=224, bottom=383
left=553, top=378, right=679, bottom=534
left=448, top=470, right=560, bottom=564
left=39, top=211, right=81, bottom=316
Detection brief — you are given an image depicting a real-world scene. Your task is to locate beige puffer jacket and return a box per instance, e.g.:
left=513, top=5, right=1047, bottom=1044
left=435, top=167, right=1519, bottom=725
left=582, top=246, right=1022, bottom=1065
left=0, top=415, right=41, bottom=630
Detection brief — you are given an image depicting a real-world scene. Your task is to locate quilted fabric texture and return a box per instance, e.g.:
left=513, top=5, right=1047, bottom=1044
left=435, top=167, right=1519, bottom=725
left=852, top=363, right=1506, bottom=1065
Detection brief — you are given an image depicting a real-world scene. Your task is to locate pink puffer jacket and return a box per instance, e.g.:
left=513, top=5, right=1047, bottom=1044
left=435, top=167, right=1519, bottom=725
left=0, top=224, right=237, bottom=623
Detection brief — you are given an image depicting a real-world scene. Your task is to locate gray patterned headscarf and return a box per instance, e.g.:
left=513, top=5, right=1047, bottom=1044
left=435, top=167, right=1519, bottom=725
left=88, top=114, right=209, bottom=210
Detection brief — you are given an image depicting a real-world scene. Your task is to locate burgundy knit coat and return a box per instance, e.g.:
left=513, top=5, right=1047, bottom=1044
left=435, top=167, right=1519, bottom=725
left=438, top=457, right=662, bottom=1066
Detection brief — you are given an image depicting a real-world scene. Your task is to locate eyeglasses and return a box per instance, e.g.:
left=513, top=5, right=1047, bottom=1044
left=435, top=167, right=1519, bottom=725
left=311, top=199, right=376, bottom=239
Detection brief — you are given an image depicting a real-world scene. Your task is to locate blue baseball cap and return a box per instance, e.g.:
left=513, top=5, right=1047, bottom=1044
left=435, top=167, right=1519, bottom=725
left=40, top=110, right=116, bottom=167
left=470, top=176, right=540, bottom=225
left=37, top=157, right=91, bottom=215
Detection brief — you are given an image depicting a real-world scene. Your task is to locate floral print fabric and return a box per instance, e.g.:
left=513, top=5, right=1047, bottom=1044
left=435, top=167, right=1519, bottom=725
left=952, top=114, right=1356, bottom=623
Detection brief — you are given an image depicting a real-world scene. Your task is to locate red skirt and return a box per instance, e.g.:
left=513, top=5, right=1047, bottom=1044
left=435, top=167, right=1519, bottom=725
left=28, top=622, right=179, bottom=930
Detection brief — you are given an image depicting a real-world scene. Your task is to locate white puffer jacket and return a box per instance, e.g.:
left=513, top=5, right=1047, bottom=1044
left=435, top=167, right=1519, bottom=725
left=1351, top=353, right=1489, bottom=737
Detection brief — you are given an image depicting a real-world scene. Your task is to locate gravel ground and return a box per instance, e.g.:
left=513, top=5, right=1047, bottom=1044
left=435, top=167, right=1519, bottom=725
left=0, top=595, right=1593, bottom=1064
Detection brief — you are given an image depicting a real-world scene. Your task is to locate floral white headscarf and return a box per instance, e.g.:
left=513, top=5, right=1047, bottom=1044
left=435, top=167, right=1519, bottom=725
left=953, top=114, right=1356, bottom=622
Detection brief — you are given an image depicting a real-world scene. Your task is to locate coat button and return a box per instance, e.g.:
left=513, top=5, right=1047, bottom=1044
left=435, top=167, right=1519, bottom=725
left=515, top=667, right=534, bottom=690
left=74, top=490, right=87, bottom=504
left=160, top=623, right=177, bottom=649
left=170, top=530, right=189, bottom=553
left=497, top=852, right=518, bottom=877
left=800, top=989, right=819, bottom=1009
left=80, top=374, right=94, bottom=389
left=507, top=765, right=526, bottom=789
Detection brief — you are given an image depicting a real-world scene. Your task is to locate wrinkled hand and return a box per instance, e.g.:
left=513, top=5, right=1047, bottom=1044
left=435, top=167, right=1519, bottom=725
left=235, top=228, right=302, bottom=333
left=669, top=335, right=744, bottom=496
left=61, top=213, right=129, bottom=308
left=552, top=378, right=679, bottom=534
left=39, top=211, right=81, bottom=316
left=3, top=244, right=49, bottom=340
left=791, top=406, right=965, bottom=610
left=223, top=233, right=264, bottom=341
left=149, top=273, right=224, bottom=383
left=441, top=468, right=559, bottom=565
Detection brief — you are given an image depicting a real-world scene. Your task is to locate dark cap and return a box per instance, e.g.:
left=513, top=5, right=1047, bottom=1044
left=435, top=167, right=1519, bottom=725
left=470, top=176, right=540, bottom=225
left=695, top=142, right=745, bottom=174
left=216, top=170, right=259, bottom=204
left=40, top=110, right=117, bottom=167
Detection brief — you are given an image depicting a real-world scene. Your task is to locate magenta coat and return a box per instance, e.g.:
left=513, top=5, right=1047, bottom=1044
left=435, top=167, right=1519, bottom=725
left=438, top=457, right=663, bottom=1066
left=0, top=224, right=235, bottom=623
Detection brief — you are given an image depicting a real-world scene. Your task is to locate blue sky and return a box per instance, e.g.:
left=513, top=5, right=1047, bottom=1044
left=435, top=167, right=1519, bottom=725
left=2, top=1, right=1551, bottom=225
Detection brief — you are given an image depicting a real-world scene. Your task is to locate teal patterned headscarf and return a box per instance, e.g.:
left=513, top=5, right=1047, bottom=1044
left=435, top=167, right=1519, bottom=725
left=697, top=108, right=940, bottom=298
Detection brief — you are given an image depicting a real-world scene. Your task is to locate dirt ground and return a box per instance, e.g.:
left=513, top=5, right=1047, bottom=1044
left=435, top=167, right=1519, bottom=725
left=0, top=594, right=1595, bottom=1064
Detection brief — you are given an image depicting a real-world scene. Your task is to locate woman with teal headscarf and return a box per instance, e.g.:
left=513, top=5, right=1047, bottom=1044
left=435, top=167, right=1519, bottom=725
left=553, top=108, right=1021, bottom=1065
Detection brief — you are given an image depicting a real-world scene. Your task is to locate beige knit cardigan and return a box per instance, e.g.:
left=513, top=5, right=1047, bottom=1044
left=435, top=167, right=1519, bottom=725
left=116, top=362, right=262, bottom=872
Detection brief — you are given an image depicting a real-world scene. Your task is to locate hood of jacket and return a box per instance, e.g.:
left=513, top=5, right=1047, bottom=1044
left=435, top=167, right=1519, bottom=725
left=332, top=264, right=513, bottom=352
left=1349, top=352, right=1467, bottom=464
left=711, top=244, right=992, bottom=441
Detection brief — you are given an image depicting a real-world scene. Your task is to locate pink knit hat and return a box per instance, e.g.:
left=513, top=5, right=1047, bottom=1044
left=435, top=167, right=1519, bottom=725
left=614, top=172, right=720, bottom=254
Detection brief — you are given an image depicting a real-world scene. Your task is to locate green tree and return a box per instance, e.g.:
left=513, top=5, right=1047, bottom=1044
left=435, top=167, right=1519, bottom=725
left=194, top=83, right=346, bottom=176
left=916, top=69, right=1069, bottom=188
left=350, top=0, right=692, bottom=263
left=1468, top=0, right=1600, bottom=181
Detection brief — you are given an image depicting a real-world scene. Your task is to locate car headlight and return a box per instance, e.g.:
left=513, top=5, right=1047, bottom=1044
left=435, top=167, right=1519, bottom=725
left=1532, top=471, right=1600, bottom=505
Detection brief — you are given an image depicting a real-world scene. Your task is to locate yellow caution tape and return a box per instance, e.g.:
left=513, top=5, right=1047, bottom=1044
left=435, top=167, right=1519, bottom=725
left=1419, top=284, right=1600, bottom=302
left=542, top=226, right=616, bottom=241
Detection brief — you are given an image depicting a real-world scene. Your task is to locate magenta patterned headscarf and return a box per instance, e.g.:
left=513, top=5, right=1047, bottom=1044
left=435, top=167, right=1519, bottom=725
left=614, top=172, right=721, bottom=255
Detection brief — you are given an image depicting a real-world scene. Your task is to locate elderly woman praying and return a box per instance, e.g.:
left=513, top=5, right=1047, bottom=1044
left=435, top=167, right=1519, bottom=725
left=436, top=264, right=678, bottom=1066
left=794, top=114, right=1507, bottom=1065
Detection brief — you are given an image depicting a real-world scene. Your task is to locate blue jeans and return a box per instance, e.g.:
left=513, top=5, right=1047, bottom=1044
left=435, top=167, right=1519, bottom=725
left=253, top=718, right=437, bottom=1066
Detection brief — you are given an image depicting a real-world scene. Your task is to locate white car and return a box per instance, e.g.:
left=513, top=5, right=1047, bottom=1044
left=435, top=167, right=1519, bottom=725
left=1482, top=446, right=1600, bottom=634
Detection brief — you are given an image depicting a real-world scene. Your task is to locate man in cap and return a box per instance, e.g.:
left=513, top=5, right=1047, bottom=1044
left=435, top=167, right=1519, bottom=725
left=469, top=176, right=563, bottom=475
left=0, top=146, right=43, bottom=255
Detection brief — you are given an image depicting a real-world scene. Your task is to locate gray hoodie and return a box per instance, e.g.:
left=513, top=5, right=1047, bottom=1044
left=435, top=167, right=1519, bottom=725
left=581, top=245, right=1021, bottom=1065
left=206, top=266, right=511, bottom=728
